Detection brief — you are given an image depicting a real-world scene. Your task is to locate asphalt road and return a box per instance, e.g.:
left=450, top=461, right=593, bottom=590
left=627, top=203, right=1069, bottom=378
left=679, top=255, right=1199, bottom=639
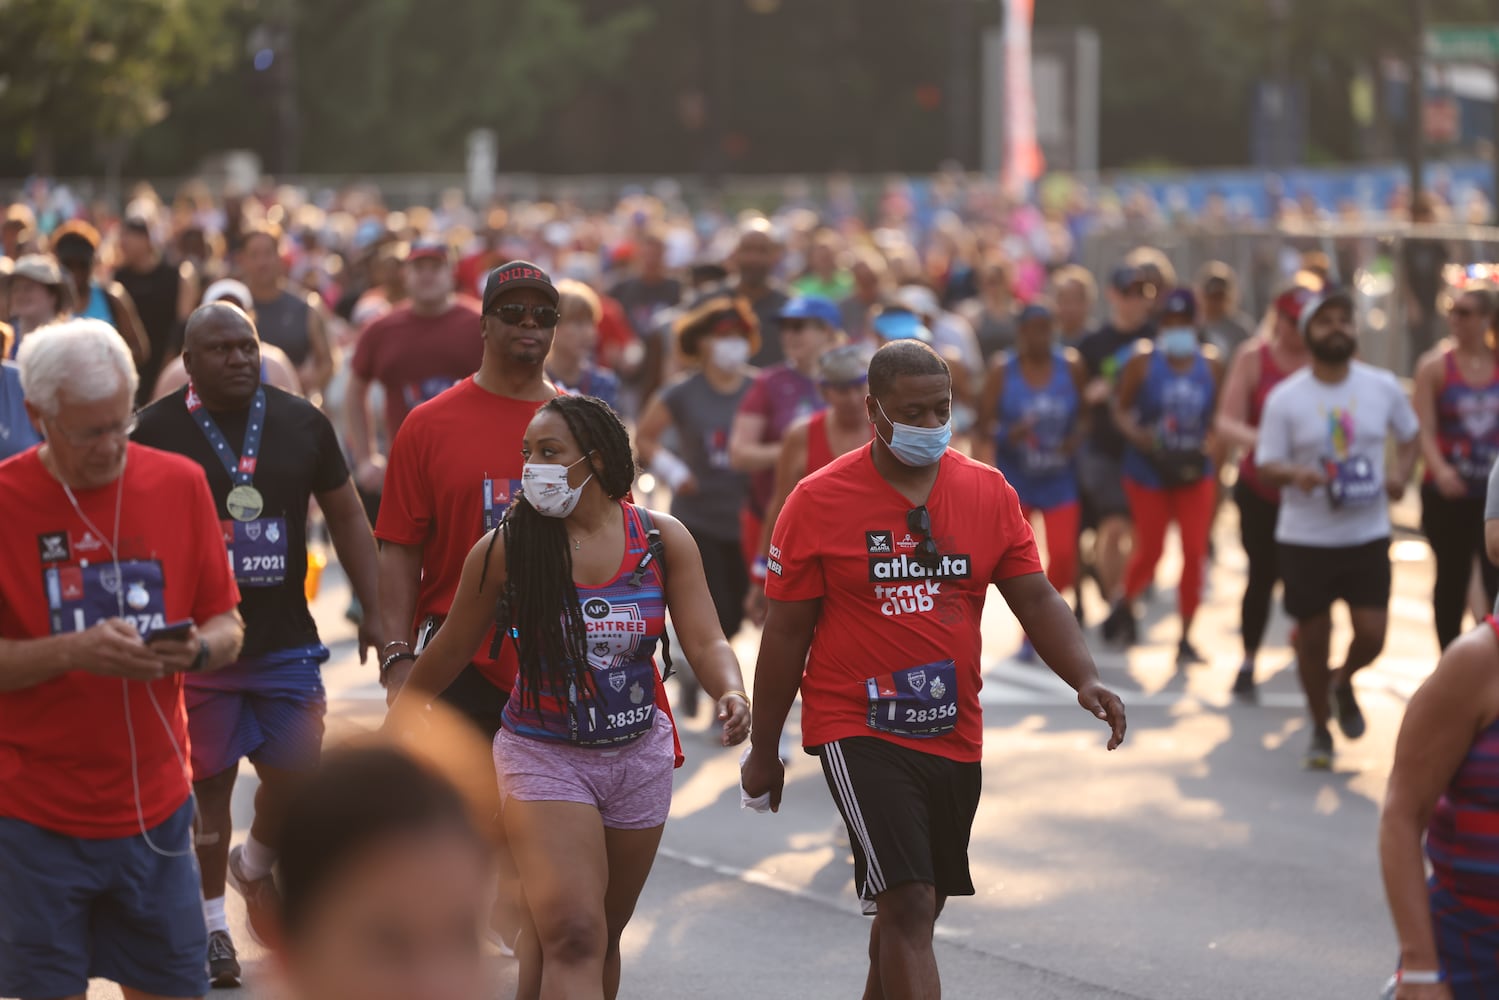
left=83, top=503, right=1448, bottom=1000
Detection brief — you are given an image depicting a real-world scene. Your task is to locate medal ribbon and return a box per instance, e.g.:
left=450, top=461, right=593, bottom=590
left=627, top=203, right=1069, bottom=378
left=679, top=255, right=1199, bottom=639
left=186, top=385, right=266, bottom=487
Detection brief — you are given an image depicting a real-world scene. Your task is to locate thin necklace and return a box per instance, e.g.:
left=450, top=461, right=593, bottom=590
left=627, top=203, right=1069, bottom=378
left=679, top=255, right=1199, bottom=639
left=568, top=519, right=611, bottom=551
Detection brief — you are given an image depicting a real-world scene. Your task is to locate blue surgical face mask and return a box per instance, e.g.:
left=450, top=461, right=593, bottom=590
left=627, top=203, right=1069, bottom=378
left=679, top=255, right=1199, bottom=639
left=876, top=400, right=952, bottom=467
left=1159, top=327, right=1199, bottom=358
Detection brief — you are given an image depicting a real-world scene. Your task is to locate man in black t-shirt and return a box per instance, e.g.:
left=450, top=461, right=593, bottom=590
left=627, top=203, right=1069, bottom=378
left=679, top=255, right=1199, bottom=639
left=133, top=303, right=382, bottom=988
left=1076, top=265, right=1156, bottom=629
left=114, top=216, right=193, bottom=407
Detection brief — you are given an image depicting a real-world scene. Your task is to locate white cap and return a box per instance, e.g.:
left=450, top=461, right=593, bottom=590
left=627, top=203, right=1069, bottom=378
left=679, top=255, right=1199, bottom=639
left=894, top=285, right=940, bottom=318
left=201, top=278, right=254, bottom=312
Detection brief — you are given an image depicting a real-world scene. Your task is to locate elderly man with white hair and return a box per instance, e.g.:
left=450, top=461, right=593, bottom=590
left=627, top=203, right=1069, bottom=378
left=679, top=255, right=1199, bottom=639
left=0, top=318, right=244, bottom=1000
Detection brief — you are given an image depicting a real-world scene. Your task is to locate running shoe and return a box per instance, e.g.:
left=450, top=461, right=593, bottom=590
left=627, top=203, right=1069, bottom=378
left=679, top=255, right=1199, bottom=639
left=1101, top=602, right=1136, bottom=645
left=1331, top=679, right=1366, bottom=740
left=1107, top=603, right=1138, bottom=646
left=207, top=929, right=241, bottom=989
left=1014, top=637, right=1036, bottom=663
left=1176, top=638, right=1205, bottom=666
left=1231, top=669, right=1257, bottom=702
left=227, top=844, right=279, bottom=947
left=1302, top=729, right=1334, bottom=771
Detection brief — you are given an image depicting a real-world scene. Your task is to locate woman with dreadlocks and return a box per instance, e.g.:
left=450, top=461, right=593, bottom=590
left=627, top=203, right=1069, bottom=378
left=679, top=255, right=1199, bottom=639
left=392, top=393, right=751, bottom=1000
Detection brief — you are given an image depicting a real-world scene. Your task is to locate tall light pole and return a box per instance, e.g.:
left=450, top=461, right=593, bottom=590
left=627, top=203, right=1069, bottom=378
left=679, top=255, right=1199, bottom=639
left=1267, top=0, right=1292, bottom=170
left=1410, top=0, right=1428, bottom=203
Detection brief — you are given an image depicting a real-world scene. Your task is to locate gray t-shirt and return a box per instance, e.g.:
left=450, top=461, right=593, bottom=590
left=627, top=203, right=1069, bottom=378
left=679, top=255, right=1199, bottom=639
left=1485, top=455, right=1499, bottom=521
left=1255, top=362, right=1419, bottom=547
left=662, top=371, right=753, bottom=541
left=1203, top=312, right=1255, bottom=359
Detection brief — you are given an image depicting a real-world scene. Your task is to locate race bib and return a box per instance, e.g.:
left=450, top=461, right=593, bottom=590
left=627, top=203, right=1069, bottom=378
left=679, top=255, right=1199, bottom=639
left=1022, top=445, right=1069, bottom=476
left=1326, top=455, right=1382, bottom=508
left=572, top=658, right=657, bottom=745
left=866, top=659, right=958, bottom=738
left=1451, top=442, right=1499, bottom=486
left=482, top=478, right=523, bottom=532
left=45, top=558, right=167, bottom=637
left=223, top=518, right=289, bottom=587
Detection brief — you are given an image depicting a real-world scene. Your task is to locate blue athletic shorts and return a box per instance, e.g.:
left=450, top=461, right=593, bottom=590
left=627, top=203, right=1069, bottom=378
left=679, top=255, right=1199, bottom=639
left=185, top=643, right=329, bottom=779
left=0, top=797, right=207, bottom=999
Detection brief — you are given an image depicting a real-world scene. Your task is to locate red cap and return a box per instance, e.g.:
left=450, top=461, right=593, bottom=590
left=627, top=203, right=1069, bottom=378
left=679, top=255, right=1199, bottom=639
left=1274, top=286, right=1316, bottom=324
left=406, top=239, right=452, bottom=265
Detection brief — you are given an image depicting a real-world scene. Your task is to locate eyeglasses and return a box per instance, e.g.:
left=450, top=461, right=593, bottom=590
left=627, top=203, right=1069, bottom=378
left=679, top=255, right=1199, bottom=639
left=491, top=303, right=561, bottom=328
left=906, top=505, right=941, bottom=568
left=50, top=413, right=138, bottom=448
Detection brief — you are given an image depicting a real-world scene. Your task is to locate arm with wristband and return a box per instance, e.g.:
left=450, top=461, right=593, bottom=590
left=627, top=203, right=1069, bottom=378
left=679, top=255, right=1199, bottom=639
left=636, top=390, right=698, bottom=495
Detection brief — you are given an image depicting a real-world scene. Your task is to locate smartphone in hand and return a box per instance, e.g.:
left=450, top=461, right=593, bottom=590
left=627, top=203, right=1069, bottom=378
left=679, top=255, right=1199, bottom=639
left=143, top=620, right=195, bottom=645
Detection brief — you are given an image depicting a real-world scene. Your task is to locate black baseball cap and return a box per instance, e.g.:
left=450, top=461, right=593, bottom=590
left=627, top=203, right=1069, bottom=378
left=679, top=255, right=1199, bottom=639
left=482, top=260, right=559, bottom=313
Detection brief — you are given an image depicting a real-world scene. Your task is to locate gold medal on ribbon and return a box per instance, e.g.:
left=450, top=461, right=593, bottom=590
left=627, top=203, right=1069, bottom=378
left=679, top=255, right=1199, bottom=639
left=226, top=484, right=265, bottom=522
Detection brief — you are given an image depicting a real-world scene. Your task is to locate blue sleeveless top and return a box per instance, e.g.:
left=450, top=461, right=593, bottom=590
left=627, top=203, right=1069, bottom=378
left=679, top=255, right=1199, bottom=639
left=1122, top=350, right=1216, bottom=489
left=81, top=283, right=113, bottom=323
left=993, top=348, right=1080, bottom=509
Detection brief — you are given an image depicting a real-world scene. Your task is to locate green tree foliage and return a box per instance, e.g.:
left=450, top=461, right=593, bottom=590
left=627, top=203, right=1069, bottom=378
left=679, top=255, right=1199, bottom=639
left=289, top=0, right=653, bottom=172
left=0, top=0, right=237, bottom=171
left=8, top=0, right=1499, bottom=179
left=1038, top=0, right=1495, bottom=168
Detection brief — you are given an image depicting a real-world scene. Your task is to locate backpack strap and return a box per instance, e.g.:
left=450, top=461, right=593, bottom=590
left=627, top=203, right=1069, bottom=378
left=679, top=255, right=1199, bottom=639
left=628, top=504, right=668, bottom=588
left=628, top=505, right=674, bottom=681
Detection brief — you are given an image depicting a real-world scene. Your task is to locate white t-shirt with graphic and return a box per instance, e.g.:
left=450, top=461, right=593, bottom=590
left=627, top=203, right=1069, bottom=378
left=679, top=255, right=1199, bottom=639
left=1255, top=362, right=1419, bottom=547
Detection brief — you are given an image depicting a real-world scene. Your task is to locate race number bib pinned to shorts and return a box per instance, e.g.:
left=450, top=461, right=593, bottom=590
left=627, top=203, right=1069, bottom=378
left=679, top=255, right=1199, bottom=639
left=222, top=518, right=289, bottom=587
left=45, top=558, right=167, bottom=636
left=866, top=659, right=958, bottom=738
left=571, top=658, right=658, bottom=745
left=1325, top=454, right=1382, bottom=508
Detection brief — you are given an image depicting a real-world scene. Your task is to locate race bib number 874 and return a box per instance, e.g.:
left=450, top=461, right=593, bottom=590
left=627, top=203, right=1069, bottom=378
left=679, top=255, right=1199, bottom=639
left=45, top=558, right=167, bottom=637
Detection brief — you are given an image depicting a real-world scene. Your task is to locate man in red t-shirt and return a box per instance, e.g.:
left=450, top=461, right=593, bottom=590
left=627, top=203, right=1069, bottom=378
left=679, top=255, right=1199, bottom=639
left=346, top=239, right=484, bottom=501
left=742, top=340, right=1126, bottom=1000
left=0, top=319, right=243, bottom=1000
left=377, top=258, right=561, bottom=722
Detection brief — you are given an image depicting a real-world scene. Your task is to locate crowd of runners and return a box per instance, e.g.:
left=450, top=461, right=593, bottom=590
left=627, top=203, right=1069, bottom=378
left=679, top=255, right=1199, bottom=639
left=0, top=177, right=1497, bottom=1000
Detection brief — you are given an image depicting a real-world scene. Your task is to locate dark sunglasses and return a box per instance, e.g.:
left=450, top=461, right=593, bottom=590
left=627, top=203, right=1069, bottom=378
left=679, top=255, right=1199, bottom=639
left=906, top=505, right=941, bottom=568
left=1450, top=304, right=1487, bottom=318
left=491, top=303, right=560, bottom=327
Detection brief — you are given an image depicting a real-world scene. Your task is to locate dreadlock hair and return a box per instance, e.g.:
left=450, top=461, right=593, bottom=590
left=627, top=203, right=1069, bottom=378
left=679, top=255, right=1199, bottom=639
left=486, top=394, right=638, bottom=714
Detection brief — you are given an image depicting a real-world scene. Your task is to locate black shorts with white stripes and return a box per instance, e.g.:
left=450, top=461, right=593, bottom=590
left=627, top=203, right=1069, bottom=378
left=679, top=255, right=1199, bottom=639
left=815, top=736, right=982, bottom=915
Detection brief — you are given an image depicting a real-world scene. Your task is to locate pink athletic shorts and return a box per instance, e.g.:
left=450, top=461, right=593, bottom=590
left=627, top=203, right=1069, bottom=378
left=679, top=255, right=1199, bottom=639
left=493, top=712, right=674, bottom=829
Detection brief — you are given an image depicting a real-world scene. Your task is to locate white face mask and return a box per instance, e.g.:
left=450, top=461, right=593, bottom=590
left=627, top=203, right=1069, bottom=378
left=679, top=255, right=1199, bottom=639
left=521, top=453, right=593, bottom=518
left=709, top=336, right=751, bottom=370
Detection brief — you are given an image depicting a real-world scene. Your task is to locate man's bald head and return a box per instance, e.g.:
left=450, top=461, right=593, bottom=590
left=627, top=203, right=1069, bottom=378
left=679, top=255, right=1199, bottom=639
left=184, top=301, right=257, bottom=351
left=182, top=302, right=263, bottom=408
